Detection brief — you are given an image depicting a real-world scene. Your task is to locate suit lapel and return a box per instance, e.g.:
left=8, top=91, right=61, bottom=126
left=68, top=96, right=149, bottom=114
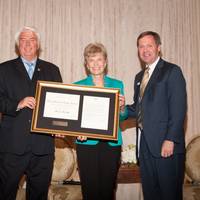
left=104, top=76, right=112, bottom=88
left=32, top=59, right=41, bottom=81
left=143, top=58, right=164, bottom=97
left=15, top=57, right=31, bottom=81
left=15, top=57, right=42, bottom=84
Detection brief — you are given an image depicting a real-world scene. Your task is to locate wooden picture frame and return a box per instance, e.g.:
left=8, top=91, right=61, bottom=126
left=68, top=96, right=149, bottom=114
left=31, top=81, right=120, bottom=140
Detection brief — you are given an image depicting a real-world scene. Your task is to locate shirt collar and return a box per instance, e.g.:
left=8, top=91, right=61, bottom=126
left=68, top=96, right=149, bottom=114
left=21, top=56, right=37, bottom=73
left=87, top=74, right=108, bottom=87
left=146, top=56, right=160, bottom=77
left=21, top=56, right=37, bottom=65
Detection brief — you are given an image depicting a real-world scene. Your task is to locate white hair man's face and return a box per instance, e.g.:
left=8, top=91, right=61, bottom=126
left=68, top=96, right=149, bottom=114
left=19, top=30, right=39, bottom=61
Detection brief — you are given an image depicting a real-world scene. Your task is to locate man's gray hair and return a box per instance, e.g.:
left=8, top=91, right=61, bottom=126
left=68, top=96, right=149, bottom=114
left=15, top=26, right=41, bottom=56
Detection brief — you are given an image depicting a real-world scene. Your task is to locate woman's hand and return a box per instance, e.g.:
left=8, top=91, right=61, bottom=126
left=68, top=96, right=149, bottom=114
left=77, top=136, right=87, bottom=141
left=119, top=94, right=125, bottom=113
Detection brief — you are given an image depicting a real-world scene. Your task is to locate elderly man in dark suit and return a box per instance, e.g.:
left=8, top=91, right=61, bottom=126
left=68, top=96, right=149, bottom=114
left=127, top=31, right=187, bottom=200
left=0, top=26, right=62, bottom=200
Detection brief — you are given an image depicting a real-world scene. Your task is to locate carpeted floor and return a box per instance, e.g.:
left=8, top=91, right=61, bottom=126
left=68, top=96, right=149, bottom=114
left=16, top=183, right=200, bottom=200
left=16, top=184, right=82, bottom=200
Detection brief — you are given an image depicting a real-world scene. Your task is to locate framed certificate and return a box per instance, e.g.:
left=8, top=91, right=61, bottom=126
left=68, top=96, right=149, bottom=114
left=31, top=81, right=120, bottom=140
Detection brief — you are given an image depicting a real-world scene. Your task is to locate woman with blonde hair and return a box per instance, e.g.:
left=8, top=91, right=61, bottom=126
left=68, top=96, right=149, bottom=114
left=75, top=43, right=127, bottom=200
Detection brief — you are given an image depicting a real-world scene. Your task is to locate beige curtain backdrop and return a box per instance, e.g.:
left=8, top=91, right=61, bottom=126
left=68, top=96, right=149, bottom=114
left=0, top=0, right=200, bottom=198
left=0, top=0, right=199, bottom=142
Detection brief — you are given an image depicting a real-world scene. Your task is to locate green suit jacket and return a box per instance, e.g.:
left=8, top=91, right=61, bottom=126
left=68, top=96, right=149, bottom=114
left=74, top=75, right=128, bottom=146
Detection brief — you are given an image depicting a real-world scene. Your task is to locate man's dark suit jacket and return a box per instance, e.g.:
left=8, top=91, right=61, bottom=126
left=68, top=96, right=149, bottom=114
left=0, top=57, right=62, bottom=155
left=127, top=58, right=187, bottom=157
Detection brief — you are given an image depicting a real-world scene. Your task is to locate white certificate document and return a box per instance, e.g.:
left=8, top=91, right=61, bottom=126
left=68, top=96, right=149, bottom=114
left=43, top=92, right=80, bottom=120
left=81, top=95, right=110, bottom=130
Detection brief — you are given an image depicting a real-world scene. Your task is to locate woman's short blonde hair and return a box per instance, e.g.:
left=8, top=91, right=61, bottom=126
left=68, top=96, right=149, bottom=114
left=84, top=43, right=108, bottom=68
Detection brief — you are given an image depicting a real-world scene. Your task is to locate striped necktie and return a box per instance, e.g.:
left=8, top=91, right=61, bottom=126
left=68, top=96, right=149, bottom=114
left=140, top=67, right=150, bottom=98
left=138, top=67, right=150, bottom=128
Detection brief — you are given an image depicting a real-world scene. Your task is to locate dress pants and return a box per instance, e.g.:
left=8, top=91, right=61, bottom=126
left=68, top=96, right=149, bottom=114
left=139, top=134, right=185, bottom=200
left=76, top=142, right=121, bottom=200
left=0, top=151, right=54, bottom=200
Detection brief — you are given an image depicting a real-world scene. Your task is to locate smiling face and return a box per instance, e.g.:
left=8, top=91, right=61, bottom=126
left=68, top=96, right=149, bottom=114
left=18, top=30, right=39, bottom=61
left=86, top=52, right=107, bottom=76
left=138, top=35, right=161, bottom=65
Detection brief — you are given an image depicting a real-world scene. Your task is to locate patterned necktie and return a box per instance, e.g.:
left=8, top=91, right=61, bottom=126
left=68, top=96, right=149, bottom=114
left=140, top=67, right=150, bottom=98
left=27, top=62, right=34, bottom=79
left=138, top=67, right=150, bottom=128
